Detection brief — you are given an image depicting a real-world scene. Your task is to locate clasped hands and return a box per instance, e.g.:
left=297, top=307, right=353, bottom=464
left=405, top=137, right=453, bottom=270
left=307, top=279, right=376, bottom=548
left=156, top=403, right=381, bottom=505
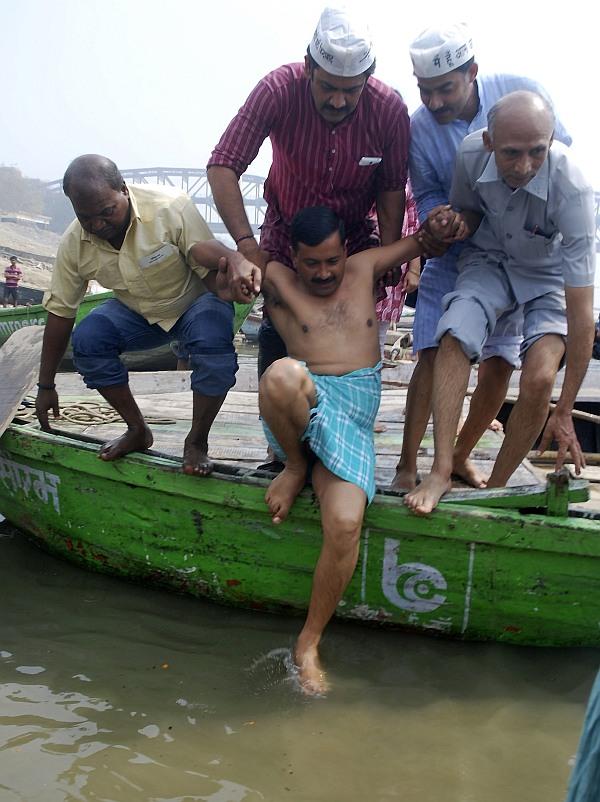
left=416, top=204, right=472, bottom=258
left=217, top=252, right=264, bottom=303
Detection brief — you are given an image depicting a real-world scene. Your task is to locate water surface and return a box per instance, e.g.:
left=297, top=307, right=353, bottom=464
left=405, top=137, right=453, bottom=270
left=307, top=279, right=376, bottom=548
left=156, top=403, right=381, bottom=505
left=0, top=525, right=597, bottom=802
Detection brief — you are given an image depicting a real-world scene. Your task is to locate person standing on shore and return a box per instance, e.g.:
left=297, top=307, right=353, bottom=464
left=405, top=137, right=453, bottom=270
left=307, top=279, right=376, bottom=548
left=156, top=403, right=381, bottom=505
left=3, top=256, right=23, bottom=307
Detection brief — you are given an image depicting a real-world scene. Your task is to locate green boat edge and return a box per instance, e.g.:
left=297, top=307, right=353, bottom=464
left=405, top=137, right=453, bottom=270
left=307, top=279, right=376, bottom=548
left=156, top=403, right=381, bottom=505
left=1, top=423, right=598, bottom=648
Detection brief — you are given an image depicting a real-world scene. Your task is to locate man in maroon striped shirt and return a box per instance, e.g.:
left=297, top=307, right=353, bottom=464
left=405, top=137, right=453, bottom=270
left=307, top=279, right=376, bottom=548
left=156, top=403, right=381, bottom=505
left=207, top=6, right=410, bottom=380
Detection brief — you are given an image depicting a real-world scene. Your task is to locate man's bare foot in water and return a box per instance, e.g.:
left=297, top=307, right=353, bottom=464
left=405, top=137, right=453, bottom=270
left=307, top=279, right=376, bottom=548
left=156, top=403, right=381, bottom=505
left=405, top=471, right=452, bottom=515
left=390, top=465, right=420, bottom=493
left=488, top=418, right=503, bottom=432
left=183, top=437, right=213, bottom=476
left=265, top=464, right=306, bottom=524
left=100, top=425, right=153, bottom=460
left=293, top=642, right=330, bottom=696
left=451, top=457, right=487, bottom=488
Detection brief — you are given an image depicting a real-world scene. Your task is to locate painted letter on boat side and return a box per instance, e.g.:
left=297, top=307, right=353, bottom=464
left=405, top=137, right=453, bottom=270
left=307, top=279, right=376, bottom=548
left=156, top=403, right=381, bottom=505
left=382, top=538, right=447, bottom=613
left=0, top=453, right=61, bottom=513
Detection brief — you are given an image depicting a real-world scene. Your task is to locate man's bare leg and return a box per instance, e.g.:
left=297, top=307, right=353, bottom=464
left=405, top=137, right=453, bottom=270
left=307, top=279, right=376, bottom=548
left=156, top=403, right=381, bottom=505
left=405, top=335, right=471, bottom=514
left=391, top=348, right=436, bottom=491
left=183, top=392, right=227, bottom=476
left=487, top=336, right=564, bottom=487
left=294, top=461, right=366, bottom=695
left=259, top=359, right=316, bottom=524
left=452, top=356, right=514, bottom=487
left=96, top=384, right=154, bottom=460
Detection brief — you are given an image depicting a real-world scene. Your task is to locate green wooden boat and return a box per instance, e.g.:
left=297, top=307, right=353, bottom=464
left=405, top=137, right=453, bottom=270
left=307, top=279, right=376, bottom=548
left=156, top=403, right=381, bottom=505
left=0, top=421, right=598, bottom=647
left=0, top=291, right=114, bottom=346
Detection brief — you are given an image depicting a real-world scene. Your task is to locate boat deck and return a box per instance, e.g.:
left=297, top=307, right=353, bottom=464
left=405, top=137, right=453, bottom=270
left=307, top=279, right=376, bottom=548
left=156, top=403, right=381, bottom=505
left=46, top=360, right=539, bottom=491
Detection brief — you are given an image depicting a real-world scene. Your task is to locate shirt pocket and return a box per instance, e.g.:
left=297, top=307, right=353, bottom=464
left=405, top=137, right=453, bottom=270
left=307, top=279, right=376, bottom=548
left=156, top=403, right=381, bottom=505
left=518, top=230, right=555, bottom=260
left=129, top=248, right=188, bottom=298
left=336, top=152, right=383, bottom=191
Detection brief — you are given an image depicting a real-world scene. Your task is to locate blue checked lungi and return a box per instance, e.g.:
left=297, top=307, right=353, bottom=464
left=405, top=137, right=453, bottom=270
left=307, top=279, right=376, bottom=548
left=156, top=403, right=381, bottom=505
left=262, top=362, right=382, bottom=503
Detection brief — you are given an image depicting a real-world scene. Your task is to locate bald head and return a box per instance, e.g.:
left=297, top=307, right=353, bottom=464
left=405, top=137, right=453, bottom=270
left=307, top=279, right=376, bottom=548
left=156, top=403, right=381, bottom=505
left=487, top=90, right=555, bottom=139
left=483, top=91, right=555, bottom=190
left=63, top=154, right=131, bottom=244
left=63, top=154, right=124, bottom=197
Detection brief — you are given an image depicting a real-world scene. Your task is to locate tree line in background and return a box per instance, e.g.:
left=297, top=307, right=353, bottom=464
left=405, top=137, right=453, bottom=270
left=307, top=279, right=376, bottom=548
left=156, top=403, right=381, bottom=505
left=0, top=165, right=73, bottom=234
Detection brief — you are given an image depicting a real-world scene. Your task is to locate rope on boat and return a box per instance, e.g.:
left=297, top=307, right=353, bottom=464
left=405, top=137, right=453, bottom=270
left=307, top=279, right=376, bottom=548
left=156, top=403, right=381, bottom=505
left=14, top=397, right=176, bottom=426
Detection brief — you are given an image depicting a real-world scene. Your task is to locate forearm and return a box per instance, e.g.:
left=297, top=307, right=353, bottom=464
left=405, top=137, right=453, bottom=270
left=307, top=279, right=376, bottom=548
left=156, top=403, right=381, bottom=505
left=377, top=189, right=406, bottom=245
left=189, top=238, right=241, bottom=272
left=207, top=166, right=254, bottom=243
left=189, top=239, right=262, bottom=301
left=556, top=286, right=595, bottom=413
left=39, top=313, right=76, bottom=384
left=373, top=235, right=422, bottom=280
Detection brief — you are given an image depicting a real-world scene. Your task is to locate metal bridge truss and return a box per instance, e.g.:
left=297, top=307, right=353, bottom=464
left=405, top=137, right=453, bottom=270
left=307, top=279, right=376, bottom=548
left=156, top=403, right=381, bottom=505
left=46, top=167, right=267, bottom=237
left=46, top=169, right=600, bottom=251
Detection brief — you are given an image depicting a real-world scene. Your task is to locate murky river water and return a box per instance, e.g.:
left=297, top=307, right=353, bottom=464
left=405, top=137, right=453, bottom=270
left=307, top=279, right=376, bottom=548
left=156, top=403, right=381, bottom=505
left=0, top=523, right=598, bottom=802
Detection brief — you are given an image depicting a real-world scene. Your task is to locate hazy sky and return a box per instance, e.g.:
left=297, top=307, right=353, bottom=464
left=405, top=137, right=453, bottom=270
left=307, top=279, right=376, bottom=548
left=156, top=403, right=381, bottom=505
left=2, top=0, right=599, bottom=187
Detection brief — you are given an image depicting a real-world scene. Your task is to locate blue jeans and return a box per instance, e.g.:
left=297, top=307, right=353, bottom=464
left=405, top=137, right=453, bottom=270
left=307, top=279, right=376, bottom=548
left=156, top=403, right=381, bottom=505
left=72, top=294, right=238, bottom=396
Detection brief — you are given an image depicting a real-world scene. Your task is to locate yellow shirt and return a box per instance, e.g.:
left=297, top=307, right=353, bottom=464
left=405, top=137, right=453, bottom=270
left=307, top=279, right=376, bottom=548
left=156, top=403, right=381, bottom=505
left=44, top=184, right=214, bottom=331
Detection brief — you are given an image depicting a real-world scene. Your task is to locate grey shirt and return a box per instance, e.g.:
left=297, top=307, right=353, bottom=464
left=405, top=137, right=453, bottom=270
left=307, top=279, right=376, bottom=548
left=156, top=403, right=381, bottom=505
left=450, top=133, right=595, bottom=304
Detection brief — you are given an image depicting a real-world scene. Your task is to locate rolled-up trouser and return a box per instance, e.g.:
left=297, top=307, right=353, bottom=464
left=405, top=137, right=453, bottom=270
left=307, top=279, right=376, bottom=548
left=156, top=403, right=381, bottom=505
left=435, top=259, right=566, bottom=366
left=72, top=294, right=238, bottom=395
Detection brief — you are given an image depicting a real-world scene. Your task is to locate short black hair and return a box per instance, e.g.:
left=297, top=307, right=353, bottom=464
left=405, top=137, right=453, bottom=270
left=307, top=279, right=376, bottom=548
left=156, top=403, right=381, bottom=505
left=305, top=46, right=376, bottom=78
left=290, top=206, right=345, bottom=250
left=63, top=154, right=124, bottom=196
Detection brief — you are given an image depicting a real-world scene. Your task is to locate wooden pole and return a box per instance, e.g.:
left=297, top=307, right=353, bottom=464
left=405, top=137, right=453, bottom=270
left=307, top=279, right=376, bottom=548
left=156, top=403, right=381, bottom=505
left=527, top=451, right=600, bottom=466
left=381, top=380, right=600, bottom=427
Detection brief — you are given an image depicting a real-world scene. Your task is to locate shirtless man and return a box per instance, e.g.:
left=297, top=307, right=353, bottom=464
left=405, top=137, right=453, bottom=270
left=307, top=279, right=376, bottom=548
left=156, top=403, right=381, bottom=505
left=225, top=205, right=423, bottom=694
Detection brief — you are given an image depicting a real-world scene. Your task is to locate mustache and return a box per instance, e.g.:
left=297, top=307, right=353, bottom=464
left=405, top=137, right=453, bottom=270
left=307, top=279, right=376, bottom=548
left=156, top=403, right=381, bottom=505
left=311, top=276, right=335, bottom=284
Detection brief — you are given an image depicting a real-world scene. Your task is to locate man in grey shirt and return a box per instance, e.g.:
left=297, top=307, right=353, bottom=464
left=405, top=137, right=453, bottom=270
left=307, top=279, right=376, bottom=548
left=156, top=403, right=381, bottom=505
left=405, top=90, right=596, bottom=515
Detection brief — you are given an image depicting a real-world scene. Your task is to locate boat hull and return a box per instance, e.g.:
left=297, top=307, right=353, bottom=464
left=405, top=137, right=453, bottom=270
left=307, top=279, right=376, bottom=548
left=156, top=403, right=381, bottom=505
left=0, top=424, right=598, bottom=647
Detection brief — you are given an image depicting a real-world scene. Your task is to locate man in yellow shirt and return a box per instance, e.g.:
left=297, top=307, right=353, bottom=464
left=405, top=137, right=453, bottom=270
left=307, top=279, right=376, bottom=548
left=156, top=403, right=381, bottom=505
left=36, top=154, right=254, bottom=475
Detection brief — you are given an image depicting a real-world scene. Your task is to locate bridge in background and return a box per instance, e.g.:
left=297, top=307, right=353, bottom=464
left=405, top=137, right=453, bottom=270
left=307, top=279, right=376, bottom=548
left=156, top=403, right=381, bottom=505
left=46, top=167, right=267, bottom=236
left=47, top=167, right=600, bottom=250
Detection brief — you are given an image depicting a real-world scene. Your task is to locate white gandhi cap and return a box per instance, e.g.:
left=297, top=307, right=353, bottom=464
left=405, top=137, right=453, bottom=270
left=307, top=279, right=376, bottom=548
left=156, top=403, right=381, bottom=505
left=409, top=23, right=474, bottom=79
left=309, top=6, right=374, bottom=77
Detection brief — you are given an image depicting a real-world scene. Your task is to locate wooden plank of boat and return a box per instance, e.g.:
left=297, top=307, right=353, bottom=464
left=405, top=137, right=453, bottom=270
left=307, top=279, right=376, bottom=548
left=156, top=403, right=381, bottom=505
left=0, top=419, right=597, bottom=647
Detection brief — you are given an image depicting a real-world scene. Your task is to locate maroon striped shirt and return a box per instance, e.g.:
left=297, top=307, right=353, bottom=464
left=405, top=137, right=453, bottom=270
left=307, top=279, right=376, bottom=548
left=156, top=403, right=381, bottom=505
left=208, top=63, right=410, bottom=262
